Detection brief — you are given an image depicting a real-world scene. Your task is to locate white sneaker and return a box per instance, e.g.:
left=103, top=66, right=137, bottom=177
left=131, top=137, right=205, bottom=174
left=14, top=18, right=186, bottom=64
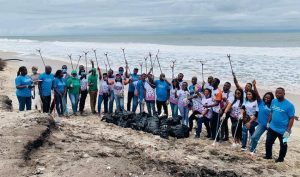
left=241, top=147, right=247, bottom=151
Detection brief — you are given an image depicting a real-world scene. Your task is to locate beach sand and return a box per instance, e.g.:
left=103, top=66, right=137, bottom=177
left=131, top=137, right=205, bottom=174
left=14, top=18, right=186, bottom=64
left=1, top=51, right=300, bottom=177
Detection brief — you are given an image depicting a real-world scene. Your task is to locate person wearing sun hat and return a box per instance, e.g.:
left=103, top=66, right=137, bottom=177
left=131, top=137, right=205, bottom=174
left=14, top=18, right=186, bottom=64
left=67, top=70, right=81, bottom=115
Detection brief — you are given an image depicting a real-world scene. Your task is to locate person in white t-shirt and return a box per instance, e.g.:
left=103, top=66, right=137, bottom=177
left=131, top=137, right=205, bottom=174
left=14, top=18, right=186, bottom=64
left=223, top=88, right=244, bottom=145
left=176, top=82, right=190, bottom=126
left=97, top=68, right=110, bottom=115
left=195, top=88, right=213, bottom=138
left=240, top=90, right=259, bottom=151
left=144, top=73, right=156, bottom=116
left=220, top=81, right=235, bottom=141
left=113, top=74, right=129, bottom=112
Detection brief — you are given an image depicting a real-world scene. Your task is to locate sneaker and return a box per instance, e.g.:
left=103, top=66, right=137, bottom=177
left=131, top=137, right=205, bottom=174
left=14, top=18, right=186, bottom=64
left=275, top=158, right=284, bottom=163
left=241, top=147, right=247, bottom=151
left=222, top=137, right=229, bottom=141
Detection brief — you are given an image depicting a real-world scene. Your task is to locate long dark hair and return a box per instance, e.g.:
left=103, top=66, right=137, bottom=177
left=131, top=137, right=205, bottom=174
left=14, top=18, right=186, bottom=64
left=263, top=92, right=274, bottom=108
left=17, top=66, right=27, bottom=76
left=55, top=70, right=63, bottom=78
left=233, top=88, right=244, bottom=107
left=246, top=90, right=257, bottom=102
left=172, top=79, right=180, bottom=90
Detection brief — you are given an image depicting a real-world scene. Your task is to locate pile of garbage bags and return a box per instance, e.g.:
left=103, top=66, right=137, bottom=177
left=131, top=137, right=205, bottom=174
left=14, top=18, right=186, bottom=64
left=101, top=112, right=189, bottom=139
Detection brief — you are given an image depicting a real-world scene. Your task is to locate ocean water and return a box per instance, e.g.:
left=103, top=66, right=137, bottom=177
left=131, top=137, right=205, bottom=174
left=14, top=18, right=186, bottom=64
left=0, top=33, right=300, bottom=93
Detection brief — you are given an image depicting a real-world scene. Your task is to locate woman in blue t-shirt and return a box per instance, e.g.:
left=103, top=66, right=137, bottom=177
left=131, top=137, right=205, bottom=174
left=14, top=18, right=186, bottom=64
left=52, top=70, right=67, bottom=117
left=250, top=80, right=274, bottom=153
left=15, top=66, right=33, bottom=111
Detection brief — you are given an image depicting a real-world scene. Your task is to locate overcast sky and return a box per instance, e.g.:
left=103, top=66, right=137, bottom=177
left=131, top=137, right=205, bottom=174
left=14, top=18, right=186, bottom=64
left=0, top=0, right=300, bottom=36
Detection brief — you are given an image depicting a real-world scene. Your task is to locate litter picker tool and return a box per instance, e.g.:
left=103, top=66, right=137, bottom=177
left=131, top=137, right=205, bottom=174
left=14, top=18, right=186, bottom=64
left=36, top=49, right=46, bottom=67
left=155, top=50, right=162, bottom=74
left=199, top=60, right=206, bottom=82
left=170, top=60, right=176, bottom=79
left=67, top=54, right=74, bottom=70
left=83, top=51, right=89, bottom=72
left=121, top=48, right=131, bottom=74
left=75, top=55, right=82, bottom=70
left=104, top=61, right=108, bottom=73
left=92, top=49, right=99, bottom=68
left=104, top=53, right=111, bottom=70
left=212, top=113, right=225, bottom=146
left=144, top=56, right=148, bottom=74
left=139, top=62, right=143, bottom=74
left=227, top=54, right=234, bottom=75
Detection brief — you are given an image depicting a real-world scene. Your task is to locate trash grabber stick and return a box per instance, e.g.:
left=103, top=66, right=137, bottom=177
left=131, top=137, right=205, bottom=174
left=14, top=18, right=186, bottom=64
left=75, top=55, right=82, bottom=70
left=104, top=61, right=108, bottom=73
left=170, top=60, right=176, bottom=79
left=149, top=52, right=153, bottom=74
left=68, top=54, right=74, bottom=70
left=232, top=118, right=241, bottom=144
left=212, top=112, right=224, bottom=146
left=155, top=49, right=162, bottom=74
left=36, top=49, right=46, bottom=67
left=104, top=53, right=111, bottom=70
left=121, top=48, right=131, bottom=74
left=92, top=49, right=99, bottom=68
left=139, top=62, right=143, bottom=74
left=251, top=132, right=267, bottom=155
left=199, top=60, right=205, bottom=82
left=144, top=56, right=148, bottom=74
left=227, top=54, right=234, bottom=75
left=83, top=51, right=89, bottom=72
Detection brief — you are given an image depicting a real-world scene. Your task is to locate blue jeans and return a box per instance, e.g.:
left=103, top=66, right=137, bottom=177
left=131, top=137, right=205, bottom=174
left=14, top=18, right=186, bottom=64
left=132, top=95, right=139, bottom=113
left=55, top=93, right=64, bottom=116
left=115, top=94, right=124, bottom=112
left=146, top=100, right=156, bottom=116
left=178, top=106, right=189, bottom=126
left=196, top=116, right=211, bottom=137
left=98, top=94, right=108, bottom=114
left=250, top=124, right=267, bottom=152
left=170, top=102, right=178, bottom=118
left=17, top=96, right=31, bottom=111
left=69, top=93, right=79, bottom=113
left=109, top=91, right=114, bottom=113
left=242, top=121, right=258, bottom=148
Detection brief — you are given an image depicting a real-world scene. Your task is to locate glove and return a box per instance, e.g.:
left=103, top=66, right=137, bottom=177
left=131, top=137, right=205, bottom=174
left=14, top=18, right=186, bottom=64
left=238, top=114, right=243, bottom=120
left=266, top=123, right=270, bottom=129
left=283, top=131, right=291, bottom=138
left=166, top=100, right=170, bottom=105
left=220, top=114, right=226, bottom=121
left=196, top=114, right=203, bottom=119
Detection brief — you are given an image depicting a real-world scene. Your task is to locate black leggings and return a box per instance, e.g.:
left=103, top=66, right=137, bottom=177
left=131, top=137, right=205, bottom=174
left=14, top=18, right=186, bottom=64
left=79, top=90, right=88, bottom=112
left=189, top=111, right=200, bottom=131
left=156, top=100, right=168, bottom=116
left=230, top=117, right=242, bottom=141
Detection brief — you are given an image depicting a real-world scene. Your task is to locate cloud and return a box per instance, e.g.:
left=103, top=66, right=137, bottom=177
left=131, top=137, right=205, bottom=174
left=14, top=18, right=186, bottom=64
left=0, top=0, right=300, bottom=35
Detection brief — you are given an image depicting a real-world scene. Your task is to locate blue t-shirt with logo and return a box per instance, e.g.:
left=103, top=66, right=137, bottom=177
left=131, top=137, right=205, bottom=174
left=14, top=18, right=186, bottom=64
left=257, top=100, right=271, bottom=126
left=128, top=73, right=140, bottom=92
left=155, top=80, right=170, bottom=101
left=15, top=75, right=32, bottom=97
left=38, top=73, right=54, bottom=96
left=270, top=99, right=295, bottom=135
left=53, top=78, right=66, bottom=94
left=136, top=80, right=145, bottom=100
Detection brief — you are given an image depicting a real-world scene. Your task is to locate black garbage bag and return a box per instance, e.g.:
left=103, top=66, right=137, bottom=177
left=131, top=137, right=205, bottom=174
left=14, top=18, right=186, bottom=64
left=160, top=124, right=170, bottom=139
left=101, top=114, right=118, bottom=124
left=115, top=111, right=136, bottom=128
left=171, top=115, right=182, bottom=126
left=169, top=124, right=190, bottom=139
left=145, top=116, right=160, bottom=135
left=131, top=113, right=149, bottom=131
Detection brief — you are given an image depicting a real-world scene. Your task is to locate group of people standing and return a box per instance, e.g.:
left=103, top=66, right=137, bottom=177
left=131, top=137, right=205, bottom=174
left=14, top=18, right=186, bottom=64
left=15, top=60, right=297, bottom=163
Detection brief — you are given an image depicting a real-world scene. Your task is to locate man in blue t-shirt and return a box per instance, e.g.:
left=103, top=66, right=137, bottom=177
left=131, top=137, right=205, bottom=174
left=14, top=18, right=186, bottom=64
left=265, top=87, right=295, bottom=163
left=125, top=67, right=140, bottom=112
left=154, top=73, right=170, bottom=116
left=38, top=66, right=54, bottom=113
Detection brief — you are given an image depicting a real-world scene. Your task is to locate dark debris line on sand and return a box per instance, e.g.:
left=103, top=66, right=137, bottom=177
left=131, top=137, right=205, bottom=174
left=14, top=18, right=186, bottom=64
left=23, top=118, right=56, bottom=161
